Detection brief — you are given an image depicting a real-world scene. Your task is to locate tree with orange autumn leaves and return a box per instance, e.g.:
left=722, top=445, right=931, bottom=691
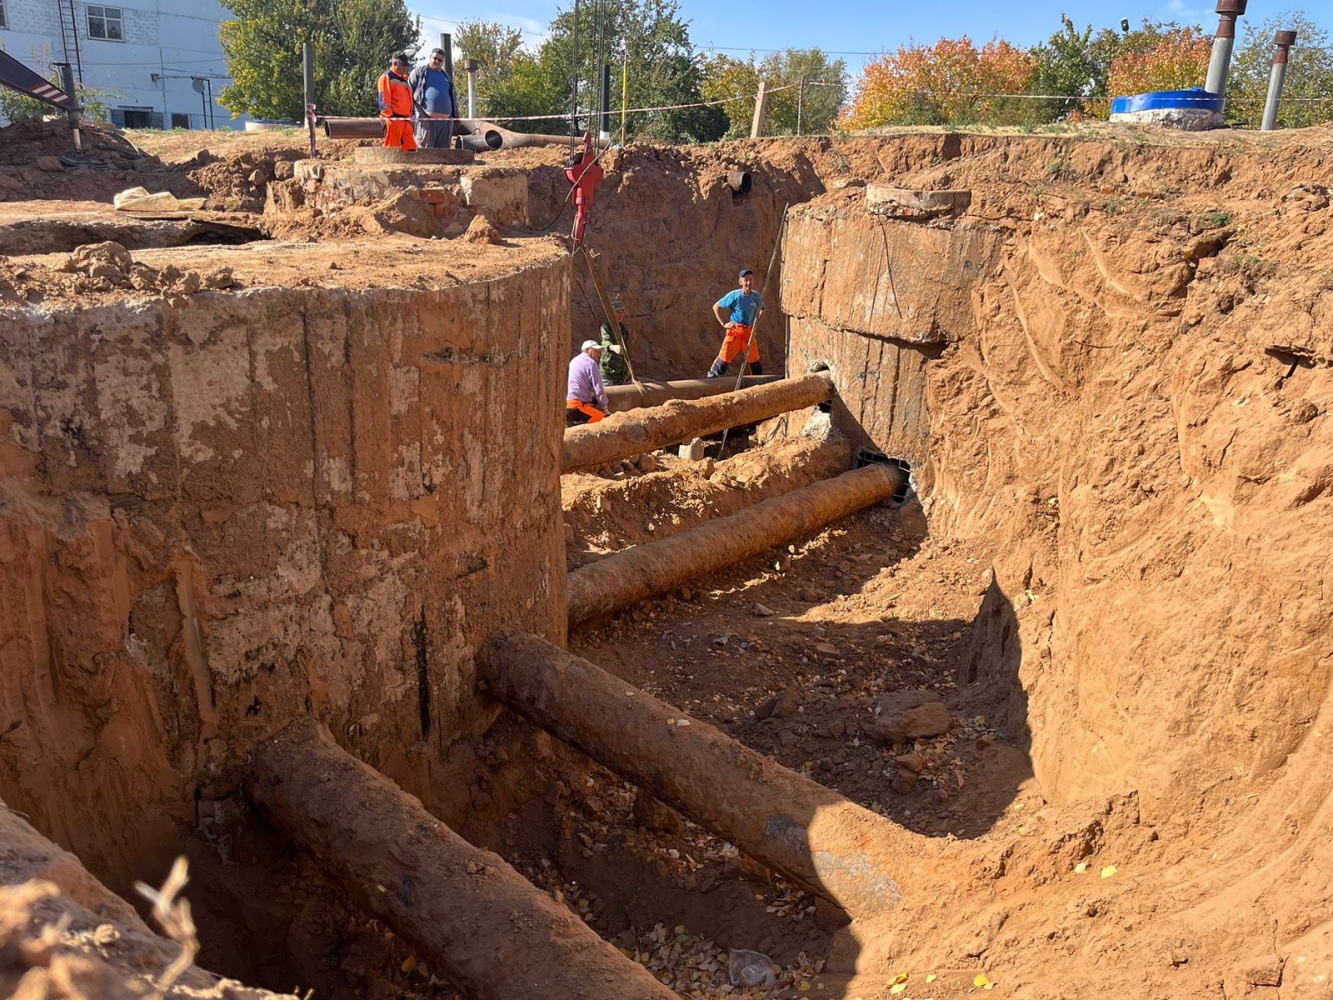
left=839, top=37, right=1036, bottom=128
left=840, top=21, right=1218, bottom=129
left=1104, top=25, right=1212, bottom=108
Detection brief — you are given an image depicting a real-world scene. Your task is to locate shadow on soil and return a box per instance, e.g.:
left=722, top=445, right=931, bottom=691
left=561, top=490, right=1035, bottom=993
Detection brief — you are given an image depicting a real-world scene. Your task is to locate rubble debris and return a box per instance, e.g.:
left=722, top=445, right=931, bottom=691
left=113, top=186, right=206, bottom=212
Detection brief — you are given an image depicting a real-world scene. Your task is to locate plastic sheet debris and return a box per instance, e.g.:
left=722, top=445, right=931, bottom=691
left=113, top=186, right=206, bottom=212
left=728, top=948, right=779, bottom=989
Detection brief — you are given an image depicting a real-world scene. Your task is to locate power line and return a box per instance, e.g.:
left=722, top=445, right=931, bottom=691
left=700, top=44, right=886, bottom=57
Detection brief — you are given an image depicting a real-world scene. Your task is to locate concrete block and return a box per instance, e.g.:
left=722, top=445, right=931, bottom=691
left=866, top=184, right=971, bottom=219
left=678, top=438, right=706, bottom=461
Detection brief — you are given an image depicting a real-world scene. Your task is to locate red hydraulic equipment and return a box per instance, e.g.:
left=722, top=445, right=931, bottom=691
left=564, top=131, right=603, bottom=247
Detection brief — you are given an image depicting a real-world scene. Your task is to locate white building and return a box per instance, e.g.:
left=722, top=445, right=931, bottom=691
left=0, top=0, right=241, bottom=129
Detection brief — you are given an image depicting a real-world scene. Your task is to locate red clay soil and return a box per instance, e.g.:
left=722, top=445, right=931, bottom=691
left=0, top=120, right=1331, bottom=1000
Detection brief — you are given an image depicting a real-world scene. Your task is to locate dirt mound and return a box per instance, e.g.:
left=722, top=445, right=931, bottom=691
left=0, top=119, right=141, bottom=169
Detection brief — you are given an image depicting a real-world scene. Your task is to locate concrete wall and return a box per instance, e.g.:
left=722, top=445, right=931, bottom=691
left=781, top=194, right=1006, bottom=466
left=0, top=259, right=569, bottom=888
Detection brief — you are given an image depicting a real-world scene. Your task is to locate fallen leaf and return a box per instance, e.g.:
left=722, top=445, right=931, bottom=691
left=890, top=984, right=907, bottom=995
left=891, top=972, right=909, bottom=985
left=925, top=973, right=937, bottom=983
left=1074, top=862, right=1088, bottom=874
left=974, top=972, right=992, bottom=988
left=401, top=954, right=417, bottom=973
left=1101, top=865, right=1118, bottom=878
left=799, top=981, right=812, bottom=992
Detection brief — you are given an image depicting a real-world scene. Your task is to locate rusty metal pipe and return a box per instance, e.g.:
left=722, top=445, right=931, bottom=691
left=563, top=372, right=833, bottom=473
left=479, top=630, right=920, bottom=919
left=567, top=462, right=903, bottom=624
left=604, top=375, right=779, bottom=413
left=726, top=170, right=752, bottom=196
left=320, top=117, right=613, bottom=150
left=322, top=118, right=385, bottom=140
left=248, top=719, right=676, bottom=1000
left=456, top=119, right=613, bottom=151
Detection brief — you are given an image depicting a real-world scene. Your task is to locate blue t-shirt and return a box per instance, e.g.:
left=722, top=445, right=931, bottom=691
left=717, top=289, right=764, bottom=326
left=416, top=67, right=455, bottom=115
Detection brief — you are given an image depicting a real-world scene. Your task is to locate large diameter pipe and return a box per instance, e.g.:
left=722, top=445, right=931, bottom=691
left=1261, top=30, right=1298, bottom=130
left=604, top=374, right=779, bottom=413
left=457, top=119, right=613, bottom=152
left=480, top=630, right=916, bottom=918
left=249, top=719, right=676, bottom=1000
left=563, top=372, right=833, bottom=473
left=568, top=462, right=903, bottom=624
left=321, top=117, right=614, bottom=150
left=323, top=118, right=385, bottom=140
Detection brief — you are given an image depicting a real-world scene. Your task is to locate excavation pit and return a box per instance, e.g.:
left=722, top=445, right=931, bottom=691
left=2, top=122, right=1333, bottom=1000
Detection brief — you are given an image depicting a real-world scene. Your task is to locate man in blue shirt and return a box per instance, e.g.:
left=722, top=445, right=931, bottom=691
left=409, top=48, right=458, bottom=149
left=707, top=267, right=765, bottom=377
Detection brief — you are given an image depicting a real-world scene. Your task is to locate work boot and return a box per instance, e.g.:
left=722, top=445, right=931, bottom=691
left=707, top=359, right=727, bottom=378
left=749, top=361, right=763, bottom=376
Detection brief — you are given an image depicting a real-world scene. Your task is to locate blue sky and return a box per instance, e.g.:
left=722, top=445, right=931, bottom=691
left=412, top=0, right=1238, bottom=77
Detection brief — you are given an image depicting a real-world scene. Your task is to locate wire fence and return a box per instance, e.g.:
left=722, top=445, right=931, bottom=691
left=453, top=82, right=1333, bottom=130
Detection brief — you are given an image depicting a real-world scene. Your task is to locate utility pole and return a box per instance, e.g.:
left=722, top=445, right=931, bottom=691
left=796, top=76, right=806, bottom=136
left=751, top=79, right=768, bottom=138
left=303, top=41, right=316, bottom=156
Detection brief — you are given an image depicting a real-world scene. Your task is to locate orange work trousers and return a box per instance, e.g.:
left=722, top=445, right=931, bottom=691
left=717, top=323, right=760, bottom=365
left=384, top=118, right=418, bottom=151
left=566, top=400, right=606, bottom=424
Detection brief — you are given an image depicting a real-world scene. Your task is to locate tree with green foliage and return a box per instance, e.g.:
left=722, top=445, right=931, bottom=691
left=701, top=48, right=846, bottom=137
left=700, top=53, right=759, bottom=138
left=454, top=20, right=528, bottom=117
left=1226, top=11, right=1333, bottom=128
left=481, top=0, right=724, bottom=143
left=1028, top=16, right=1098, bottom=120
left=761, top=49, right=847, bottom=135
left=218, top=0, right=420, bottom=121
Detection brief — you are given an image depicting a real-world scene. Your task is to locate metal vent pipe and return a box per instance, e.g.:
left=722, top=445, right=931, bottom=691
left=1204, top=0, right=1248, bottom=98
left=1261, top=30, right=1298, bottom=130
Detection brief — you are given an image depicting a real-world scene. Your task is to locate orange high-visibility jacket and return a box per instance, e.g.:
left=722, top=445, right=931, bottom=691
left=377, top=71, right=413, bottom=118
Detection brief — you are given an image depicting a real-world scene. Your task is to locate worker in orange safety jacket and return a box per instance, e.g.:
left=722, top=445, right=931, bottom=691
left=377, top=53, right=417, bottom=151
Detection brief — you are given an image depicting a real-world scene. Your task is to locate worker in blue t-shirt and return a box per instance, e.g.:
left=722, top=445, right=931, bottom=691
left=409, top=48, right=458, bottom=149
left=707, top=267, right=765, bottom=377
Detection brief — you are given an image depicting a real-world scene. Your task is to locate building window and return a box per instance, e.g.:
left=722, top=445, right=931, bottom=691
left=0, top=2, right=8, bottom=30
left=87, top=5, right=124, bottom=41
left=171, top=113, right=190, bottom=129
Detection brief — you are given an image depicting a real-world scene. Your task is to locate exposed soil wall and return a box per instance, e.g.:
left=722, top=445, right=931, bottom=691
left=780, top=130, right=1333, bottom=982
left=0, top=256, right=569, bottom=905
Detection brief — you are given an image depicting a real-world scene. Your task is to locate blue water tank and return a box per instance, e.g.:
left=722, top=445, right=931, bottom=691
left=1110, top=88, right=1225, bottom=115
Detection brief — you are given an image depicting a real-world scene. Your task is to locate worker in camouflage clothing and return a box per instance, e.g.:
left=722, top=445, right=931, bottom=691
left=598, top=298, right=632, bottom=386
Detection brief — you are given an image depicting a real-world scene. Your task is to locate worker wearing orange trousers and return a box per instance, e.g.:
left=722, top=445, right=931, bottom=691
left=377, top=53, right=417, bottom=151
left=707, top=267, right=765, bottom=378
